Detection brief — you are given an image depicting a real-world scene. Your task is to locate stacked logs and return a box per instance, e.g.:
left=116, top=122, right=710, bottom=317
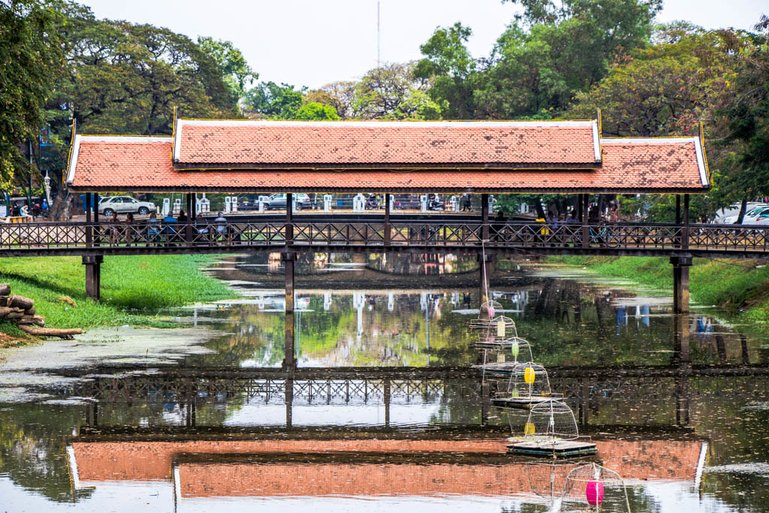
left=0, top=285, right=45, bottom=327
left=0, top=284, right=81, bottom=338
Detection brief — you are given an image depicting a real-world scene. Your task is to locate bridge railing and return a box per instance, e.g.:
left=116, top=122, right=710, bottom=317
left=0, top=219, right=767, bottom=254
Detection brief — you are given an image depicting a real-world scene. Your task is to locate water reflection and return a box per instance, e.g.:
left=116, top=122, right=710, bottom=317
left=1, top=254, right=769, bottom=512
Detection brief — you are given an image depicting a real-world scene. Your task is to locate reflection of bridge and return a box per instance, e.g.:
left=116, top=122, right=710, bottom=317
left=67, top=362, right=769, bottom=430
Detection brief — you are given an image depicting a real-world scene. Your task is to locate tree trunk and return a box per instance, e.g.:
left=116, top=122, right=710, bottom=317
left=18, top=326, right=81, bottom=338
left=735, top=197, right=748, bottom=224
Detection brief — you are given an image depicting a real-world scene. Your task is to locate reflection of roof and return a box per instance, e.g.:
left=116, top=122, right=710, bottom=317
left=69, top=437, right=704, bottom=493
left=66, top=119, right=709, bottom=193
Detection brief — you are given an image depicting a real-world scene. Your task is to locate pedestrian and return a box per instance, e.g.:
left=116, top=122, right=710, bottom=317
left=124, top=213, right=134, bottom=246
left=109, top=211, right=120, bottom=245
left=461, top=194, right=472, bottom=212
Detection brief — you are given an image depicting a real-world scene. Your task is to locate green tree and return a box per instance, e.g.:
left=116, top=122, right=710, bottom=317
left=295, top=101, right=340, bottom=120
left=243, top=81, right=305, bottom=118
left=0, top=0, right=65, bottom=189
left=414, top=22, right=476, bottom=118
left=436, top=0, right=663, bottom=119
left=718, top=20, right=769, bottom=217
left=354, top=62, right=443, bottom=120
left=569, top=28, right=747, bottom=136
left=62, top=16, right=238, bottom=135
left=317, top=81, right=359, bottom=119
left=198, top=36, right=258, bottom=100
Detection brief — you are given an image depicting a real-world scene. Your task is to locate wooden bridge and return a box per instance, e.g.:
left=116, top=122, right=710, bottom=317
left=50, top=115, right=739, bottom=312
left=1, top=216, right=767, bottom=258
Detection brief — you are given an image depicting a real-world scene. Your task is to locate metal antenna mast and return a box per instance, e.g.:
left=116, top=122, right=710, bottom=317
left=377, top=0, right=381, bottom=68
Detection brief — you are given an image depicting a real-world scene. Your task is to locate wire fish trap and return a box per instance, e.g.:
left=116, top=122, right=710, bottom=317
left=559, top=462, right=631, bottom=512
left=525, top=461, right=586, bottom=502
left=474, top=335, right=533, bottom=359
left=508, top=400, right=596, bottom=458
left=468, top=300, right=505, bottom=329
left=489, top=362, right=561, bottom=407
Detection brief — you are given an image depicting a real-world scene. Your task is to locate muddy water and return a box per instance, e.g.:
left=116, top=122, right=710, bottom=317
left=0, top=254, right=768, bottom=512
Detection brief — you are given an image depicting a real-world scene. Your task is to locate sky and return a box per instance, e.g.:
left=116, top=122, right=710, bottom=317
left=76, top=0, right=767, bottom=90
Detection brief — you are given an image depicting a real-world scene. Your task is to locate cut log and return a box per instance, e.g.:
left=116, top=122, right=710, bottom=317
left=25, top=307, right=35, bottom=316
left=6, top=312, right=24, bottom=320
left=18, top=315, right=39, bottom=325
left=0, top=284, right=10, bottom=296
left=18, top=325, right=82, bottom=339
left=0, top=306, right=14, bottom=317
left=8, top=296, right=34, bottom=310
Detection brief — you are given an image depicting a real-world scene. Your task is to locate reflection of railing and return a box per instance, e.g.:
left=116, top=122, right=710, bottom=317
left=1, top=220, right=769, bottom=255
left=71, top=367, right=480, bottom=405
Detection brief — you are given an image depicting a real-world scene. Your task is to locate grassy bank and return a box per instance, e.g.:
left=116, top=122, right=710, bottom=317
left=547, top=256, right=769, bottom=323
left=0, top=255, right=234, bottom=332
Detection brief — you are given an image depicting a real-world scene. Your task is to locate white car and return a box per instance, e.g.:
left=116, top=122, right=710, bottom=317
left=714, top=202, right=767, bottom=223
left=721, top=206, right=769, bottom=225
left=98, top=196, right=157, bottom=216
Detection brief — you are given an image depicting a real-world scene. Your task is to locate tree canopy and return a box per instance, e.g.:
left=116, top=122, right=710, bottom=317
left=0, top=0, right=65, bottom=189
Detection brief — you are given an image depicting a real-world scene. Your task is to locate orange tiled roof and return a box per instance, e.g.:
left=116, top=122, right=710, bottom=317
left=66, top=122, right=709, bottom=193
left=173, top=119, right=602, bottom=168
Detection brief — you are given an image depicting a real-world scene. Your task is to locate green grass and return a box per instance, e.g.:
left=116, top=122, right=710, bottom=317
left=547, top=256, right=769, bottom=323
left=0, top=255, right=234, bottom=330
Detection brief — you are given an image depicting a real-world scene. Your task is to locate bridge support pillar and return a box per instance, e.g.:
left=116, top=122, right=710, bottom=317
left=82, top=255, right=103, bottom=300
left=670, top=255, right=692, bottom=314
left=283, top=252, right=296, bottom=313
left=284, top=311, right=296, bottom=370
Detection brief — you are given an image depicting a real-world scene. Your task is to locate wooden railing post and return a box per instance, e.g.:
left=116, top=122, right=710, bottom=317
left=85, top=192, right=93, bottom=248
left=384, top=193, right=391, bottom=246
left=285, top=193, right=293, bottom=245
left=581, top=194, right=589, bottom=248
left=683, top=194, right=690, bottom=251
left=481, top=193, right=489, bottom=242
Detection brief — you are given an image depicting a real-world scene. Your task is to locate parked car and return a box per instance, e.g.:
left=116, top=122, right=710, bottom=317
left=713, top=202, right=767, bottom=223
left=264, top=193, right=312, bottom=211
left=721, top=205, right=769, bottom=224
left=98, top=196, right=157, bottom=216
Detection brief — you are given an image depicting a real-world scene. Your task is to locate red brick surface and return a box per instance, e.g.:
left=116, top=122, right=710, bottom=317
left=68, top=130, right=707, bottom=193
left=174, top=120, right=599, bottom=167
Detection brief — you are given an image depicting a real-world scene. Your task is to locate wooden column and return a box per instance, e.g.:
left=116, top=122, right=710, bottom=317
left=184, top=193, right=194, bottom=243
left=284, top=310, right=296, bottom=368
left=384, top=193, right=391, bottom=246
left=384, top=378, right=391, bottom=427
left=581, top=194, right=590, bottom=248
left=285, top=376, right=294, bottom=429
left=671, top=255, right=692, bottom=313
left=285, top=193, right=294, bottom=244
left=673, top=313, right=691, bottom=427
left=682, top=194, right=690, bottom=250
left=481, top=379, right=490, bottom=426
left=83, top=255, right=103, bottom=300
left=85, top=192, right=93, bottom=248
left=284, top=252, right=296, bottom=314
left=481, top=193, right=489, bottom=242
